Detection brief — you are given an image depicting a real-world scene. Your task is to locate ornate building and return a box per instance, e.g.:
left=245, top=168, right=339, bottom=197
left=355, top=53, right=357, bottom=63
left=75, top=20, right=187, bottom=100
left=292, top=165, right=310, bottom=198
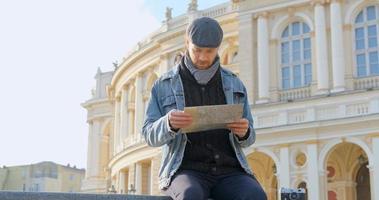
left=81, top=0, right=379, bottom=199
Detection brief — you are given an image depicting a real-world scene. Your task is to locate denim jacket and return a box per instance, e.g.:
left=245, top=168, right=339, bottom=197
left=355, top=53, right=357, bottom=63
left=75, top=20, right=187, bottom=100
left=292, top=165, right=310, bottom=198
left=142, top=65, right=256, bottom=189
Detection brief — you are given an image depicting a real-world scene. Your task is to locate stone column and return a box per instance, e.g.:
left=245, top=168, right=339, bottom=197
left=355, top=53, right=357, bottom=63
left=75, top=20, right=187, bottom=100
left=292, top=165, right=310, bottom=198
left=99, top=135, right=109, bottom=178
left=120, top=86, right=128, bottom=146
left=135, top=74, right=144, bottom=138
left=113, top=96, right=121, bottom=153
left=87, top=120, right=102, bottom=178
left=371, top=137, right=379, bottom=200
left=279, top=145, right=290, bottom=197
left=127, top=101, right=135, bottom=143
left=151, top=154, right=162, bottom=195
left=307, top=143, right=320, bottom=200
left=330, top=0, right=345, bottom=93
left=128, top=165, right=135, bottom=194
left=86, top=121, right=94, bottom=178
left=314, top=2, right=329, bottom=94
left=136, top=163, right=142, bottom=194
left=238, top=13, right=255, bottom=103
left=257, top=12, right=270, bottom=103
left=119, top=171, right=126, bottom=194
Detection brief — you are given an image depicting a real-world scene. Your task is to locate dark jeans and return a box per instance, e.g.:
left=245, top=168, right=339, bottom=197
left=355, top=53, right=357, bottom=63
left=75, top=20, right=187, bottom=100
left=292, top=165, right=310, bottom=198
left=163, top=170, right=267, bottom=200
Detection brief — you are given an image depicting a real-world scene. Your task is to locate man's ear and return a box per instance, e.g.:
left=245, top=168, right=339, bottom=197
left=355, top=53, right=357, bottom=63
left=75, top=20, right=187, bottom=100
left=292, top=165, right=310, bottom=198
left=185, top=38, right=189, bottom=49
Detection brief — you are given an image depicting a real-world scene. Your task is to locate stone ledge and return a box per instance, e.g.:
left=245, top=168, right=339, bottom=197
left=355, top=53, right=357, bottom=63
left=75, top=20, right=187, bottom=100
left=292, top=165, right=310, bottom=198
left=0, top=191, right=172, bottom=200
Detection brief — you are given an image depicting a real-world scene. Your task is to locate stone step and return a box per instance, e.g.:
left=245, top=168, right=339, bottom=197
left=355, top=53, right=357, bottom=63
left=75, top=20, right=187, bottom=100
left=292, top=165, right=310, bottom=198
left=0, top=191, right=172, bottom=200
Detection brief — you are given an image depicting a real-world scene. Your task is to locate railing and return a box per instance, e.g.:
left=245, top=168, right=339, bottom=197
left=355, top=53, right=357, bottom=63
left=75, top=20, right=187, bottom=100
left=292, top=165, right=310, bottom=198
left=255, top=114, right=279, bottom=128
left=279, top=87, right=311, bottom=101
left=354, top=76, right=379, bottom=90
left=346, top=102, right=369, bottom=116
left=253, top=97, right=379, bottom=129
left=288, top=111, right=306, bottom=124
left=316, top=106, right=340, bottom=121
left=201, top=2, right=238, bottom=18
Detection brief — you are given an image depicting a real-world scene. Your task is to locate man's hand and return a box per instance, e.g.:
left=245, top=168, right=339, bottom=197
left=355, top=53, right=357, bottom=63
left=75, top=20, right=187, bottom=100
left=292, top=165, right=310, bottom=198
left=168, top=110, right=193, bottom=130
left=227, top=118, right=249, bottom=138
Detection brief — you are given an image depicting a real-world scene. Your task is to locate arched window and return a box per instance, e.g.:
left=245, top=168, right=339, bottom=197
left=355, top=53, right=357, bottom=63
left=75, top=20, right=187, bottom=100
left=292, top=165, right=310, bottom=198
left=280, top=22, right=312, bottom=90
left=354, top=5, right=379, bottom=77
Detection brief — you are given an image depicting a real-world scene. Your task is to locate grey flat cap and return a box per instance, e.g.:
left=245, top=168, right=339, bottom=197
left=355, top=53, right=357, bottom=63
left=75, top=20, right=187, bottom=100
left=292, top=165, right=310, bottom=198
left=186, top=17, right=223, bottom=48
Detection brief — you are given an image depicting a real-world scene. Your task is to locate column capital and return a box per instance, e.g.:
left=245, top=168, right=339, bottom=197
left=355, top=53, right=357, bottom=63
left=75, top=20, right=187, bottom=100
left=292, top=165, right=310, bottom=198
left=343, top=24, right=352, bottom=31
left=269, top=39, right=278, bottom=46
left=135, top=71, right=143, bottom=79
left=143, top=90, right=150, bottom=101
left=128, top=77, right=135, bottom=85
left=127, top=102, right=135, bottom=111
left=115, top=93, right=121, bottom=102
left=144, top=67, right=154, bottom=76
left=279, top=144, right=290, bottom=148
left=368, top=133, right=379, bottom=138
left=122, top=84, right=129, bottom=91
left=160, top=53, right=169, bottom=60
left=254, top=11, right=269, bottom=19
left=310, top=0, right=327, bottom=7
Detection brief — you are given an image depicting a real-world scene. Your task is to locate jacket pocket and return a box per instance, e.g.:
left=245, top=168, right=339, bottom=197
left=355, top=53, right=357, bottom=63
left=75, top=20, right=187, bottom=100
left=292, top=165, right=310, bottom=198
left=233, top=90, right=245, bottom=104
left=161, top=95, right=177, bottom=114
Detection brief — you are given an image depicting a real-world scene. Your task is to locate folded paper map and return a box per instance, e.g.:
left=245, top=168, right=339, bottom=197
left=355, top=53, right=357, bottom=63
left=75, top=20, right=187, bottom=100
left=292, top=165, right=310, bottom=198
left=182, top=104, right=243, bottom=133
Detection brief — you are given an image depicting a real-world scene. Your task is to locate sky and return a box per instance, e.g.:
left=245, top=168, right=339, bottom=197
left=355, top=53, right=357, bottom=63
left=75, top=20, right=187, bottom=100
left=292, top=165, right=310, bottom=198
left=0, top=0, right=227, bottom=169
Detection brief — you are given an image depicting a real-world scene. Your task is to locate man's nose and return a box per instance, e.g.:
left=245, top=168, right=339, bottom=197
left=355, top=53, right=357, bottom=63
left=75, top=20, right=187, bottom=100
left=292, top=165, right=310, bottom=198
left=198, top=53, right=208, bottom=62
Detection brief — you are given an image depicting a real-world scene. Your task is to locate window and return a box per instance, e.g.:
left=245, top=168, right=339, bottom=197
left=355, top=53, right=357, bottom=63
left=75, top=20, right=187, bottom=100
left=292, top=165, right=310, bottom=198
left=354, top=5, right=379, bottom=77
left=280, top=22, right=312, bottom=89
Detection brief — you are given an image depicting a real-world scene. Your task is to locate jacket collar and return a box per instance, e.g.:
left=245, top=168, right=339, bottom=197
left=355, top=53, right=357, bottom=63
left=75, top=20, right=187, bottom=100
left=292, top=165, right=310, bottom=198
left=161, top=64, right=235, bottom=81
left=162, top=64, right=237, bottom=107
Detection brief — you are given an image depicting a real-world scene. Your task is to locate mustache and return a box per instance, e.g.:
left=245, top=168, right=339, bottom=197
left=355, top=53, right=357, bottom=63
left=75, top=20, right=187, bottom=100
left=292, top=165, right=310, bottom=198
left=197, top=61, right=210, bottom=65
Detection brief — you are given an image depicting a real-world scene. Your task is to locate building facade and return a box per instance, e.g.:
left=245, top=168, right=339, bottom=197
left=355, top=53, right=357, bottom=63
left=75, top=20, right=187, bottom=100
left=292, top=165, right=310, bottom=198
left=82, top=0, right=379, bottom=199
left=0, top=162, right=85, bottom=192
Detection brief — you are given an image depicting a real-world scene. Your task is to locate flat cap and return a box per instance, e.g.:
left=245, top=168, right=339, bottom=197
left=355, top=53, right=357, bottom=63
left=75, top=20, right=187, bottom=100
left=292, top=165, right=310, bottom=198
left=186, top=17, right=223, bottom=48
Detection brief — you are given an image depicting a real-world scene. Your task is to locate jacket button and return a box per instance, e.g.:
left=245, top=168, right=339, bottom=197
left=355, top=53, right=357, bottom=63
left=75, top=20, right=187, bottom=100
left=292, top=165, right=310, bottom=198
left=214, top=154, right=220, bottom=159
left=212, top=167, right=217, bottom=172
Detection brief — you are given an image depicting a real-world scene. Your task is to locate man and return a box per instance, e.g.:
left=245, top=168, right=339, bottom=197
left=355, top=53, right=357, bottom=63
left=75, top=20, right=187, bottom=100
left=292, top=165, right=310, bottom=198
left=142, top=17, right=267, bottom=200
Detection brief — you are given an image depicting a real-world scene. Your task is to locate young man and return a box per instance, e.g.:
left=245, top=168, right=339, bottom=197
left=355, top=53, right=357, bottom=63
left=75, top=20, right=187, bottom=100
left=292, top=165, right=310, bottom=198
left=142, top=17, right=267, bottom=200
